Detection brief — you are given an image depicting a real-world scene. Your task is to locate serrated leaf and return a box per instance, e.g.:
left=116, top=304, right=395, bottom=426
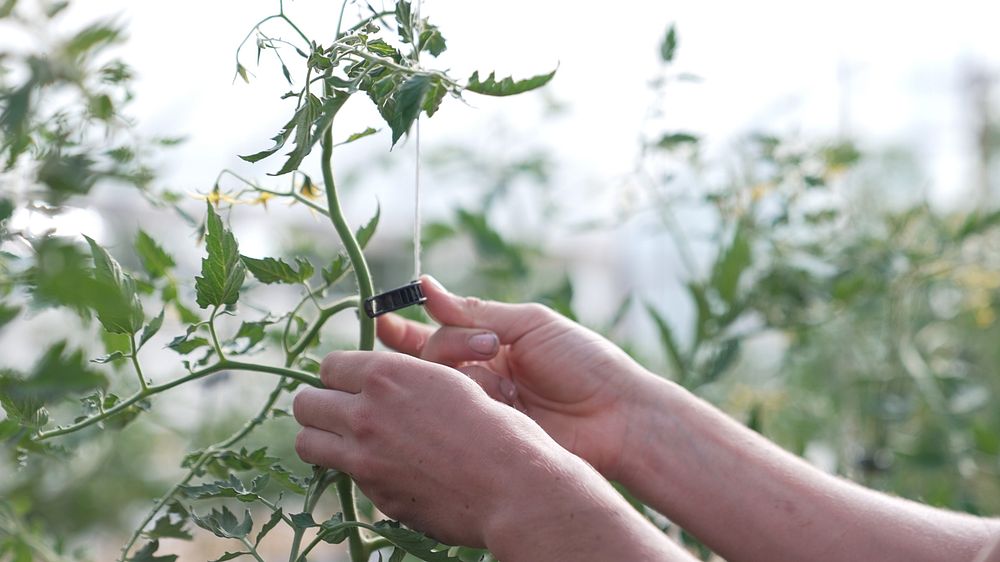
left=660, top=24, right=677, bottom=62
left=322, top=255, right=350, bottom=285
left=240, top=93, right=349, bottom=176
left=127, top=540, right=178, bottom=562
left=191, top=506, right=254, bottom=539
left=145, top=509, right=192, bottom=541
left=167, top=334, right=210, bottom=355
left=356, top=205, right=380, bottom=248
left=418, top=26, right=447, bottom=57
left=241, top=256, right=313, bottom=285
left=466, top=69, right=556, bottom=97
left=85, top=236, right=144, bottom=334
left=91, top=351, right=126, bottom=364
left=180, top=474, right=269, bottom=503
left=389, top=75, right=431, bottom=146
left=289, top=512, right=317, bottom=530
left=135, top=230, right=175, bottom=280
left=226, top=319, right=272, bottom=355
left=368, top=521, right=461, bottom=561
left=336, top=127, right=380, bottom=146
left=139, top=308, right=165, bottom=349
left=394, top=1, right=414, bottom=44
left=422, top=78, right=447, bottom=118
left=195, top=203, right=245, bottom=309
left=317, top=513, right=347, bottom=544
left=255, top=508, right=283, bottom=546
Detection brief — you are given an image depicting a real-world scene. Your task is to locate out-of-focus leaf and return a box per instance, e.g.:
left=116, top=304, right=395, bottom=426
left=180, top=474, right=270, bottom=503
left=655, top=132, right=699, bottom=150
left=660, top=24, right=677, bottom=62
left=85, top=236, right=144, bottom=334
left=356, top=205, right=380, bottom=248
left=135, top=230, right=175, bottom=280
left=710, top=226, right=751, bottom=305
left=0, top=342, right=106, bottom=423
left=127, top=540, right=177, bottom=562
left=646, top=304, right=686, bottom=382
left=335, top=127, right=379, bottom=146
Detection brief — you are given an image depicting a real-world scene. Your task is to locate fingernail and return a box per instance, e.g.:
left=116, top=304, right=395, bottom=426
left=468, top=332, right=499, bottom=355
left=499, top=378, right=517, bottom=402
left=424, top=275, right=446, bottom=293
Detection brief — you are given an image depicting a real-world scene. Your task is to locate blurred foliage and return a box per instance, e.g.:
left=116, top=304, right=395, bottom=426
left=1, top=6, right=999, bottom=562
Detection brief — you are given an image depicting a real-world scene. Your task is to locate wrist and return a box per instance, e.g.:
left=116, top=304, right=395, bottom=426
left=483, top=438, right=685, bottom=560
left=613, top=371, right=688, bottom=492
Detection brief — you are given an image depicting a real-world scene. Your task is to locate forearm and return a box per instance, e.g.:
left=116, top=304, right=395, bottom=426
left=484, top=445, right=696, bottom=562
left=618, top=375, right=1000, bottom=562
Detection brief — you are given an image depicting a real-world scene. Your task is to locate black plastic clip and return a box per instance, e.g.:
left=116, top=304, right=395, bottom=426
left=363, top=280, right=427, bottom=318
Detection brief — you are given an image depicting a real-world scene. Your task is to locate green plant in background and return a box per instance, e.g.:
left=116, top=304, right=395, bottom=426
left=0, top=1, right=554, bottom=560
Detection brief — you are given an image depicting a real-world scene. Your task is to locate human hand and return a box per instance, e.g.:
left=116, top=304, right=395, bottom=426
left=293, top=350, right=575, bottom=547
left=376, top=275, right=661, bottom=481
left=292, top=350, right=684, bottom=560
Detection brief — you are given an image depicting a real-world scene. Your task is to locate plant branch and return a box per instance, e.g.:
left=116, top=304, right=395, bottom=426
left=336, top=474, right=366, bottom=562
left=288, top=296, right=359, bottom=360
left=208, top=305, right=227, bottom=361
left=128, top=333, right=149, bottom=391
left=321, top=114, right=375, bottom=351
left=36, top=361, right=320, bottom=441
left=239, top=536, right=267, bottom=562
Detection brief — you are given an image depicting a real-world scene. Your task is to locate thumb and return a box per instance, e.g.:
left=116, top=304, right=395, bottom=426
left=420, top=275, right=553, bottom=344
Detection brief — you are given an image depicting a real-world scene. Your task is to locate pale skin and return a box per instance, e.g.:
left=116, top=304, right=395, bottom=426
left=293, top=275, right=1000, bottom=561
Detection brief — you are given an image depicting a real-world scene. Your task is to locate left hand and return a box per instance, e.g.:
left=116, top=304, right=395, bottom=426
left=292, top=351, right=572, bottom=547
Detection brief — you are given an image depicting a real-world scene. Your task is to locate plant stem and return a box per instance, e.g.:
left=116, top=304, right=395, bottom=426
left=321, top=119, right=375, bottom=351
left=128, top=333, right=149, bottom=391
left=239, top=537, right=267, bottom=562
left=209, top=305, right=227, bottom=360
left=36, top=361, right=320, bottom=441
left=287, top=296, right=359, bottom=360
left=117, top=379, right=289, bottom=561
left=336, top=474, right=366, bottom=562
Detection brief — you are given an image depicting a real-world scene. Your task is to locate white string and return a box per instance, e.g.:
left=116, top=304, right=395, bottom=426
left=412, top=0, right=423, bottom=281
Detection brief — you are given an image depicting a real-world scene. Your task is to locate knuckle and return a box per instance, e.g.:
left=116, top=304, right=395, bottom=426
left=319, top=352, right=339, bottom=387
left=523, top=302, right=553, bottom=320
left=349, top=407, right=377, bottom=440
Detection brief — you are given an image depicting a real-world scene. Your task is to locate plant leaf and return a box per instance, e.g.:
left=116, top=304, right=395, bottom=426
left=127, top=540, right=178, bottom=562
left=241, top=255, right=313, bottom=285
left=660, top=24, right=677, bottom=62
left=191, top=506, right=254, bottom=539
left=195, top=203, right=245, bottom=309
left=336, top=127, right=380, bottom=146
left=255, top=507, right=283, bottom=546
left=135, top=230, right=175, bottom=280
left=85, top=236, right=144, bottom=334
left=139, top=308, right=165, bottom=349
left=466, top=69, right=556, bottom=97
left=356, top=205, right=380, bottom=248
left=388, top=75, right=431, bottom=146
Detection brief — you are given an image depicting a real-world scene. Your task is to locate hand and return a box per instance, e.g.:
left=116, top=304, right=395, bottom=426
left=376, top=275, right=660, bottom=481
left=292, top=351, right=686, bottom=560
left=292, top=351, right=569, bottom=547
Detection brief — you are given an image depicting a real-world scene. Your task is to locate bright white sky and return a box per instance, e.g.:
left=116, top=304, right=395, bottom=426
left=57, top=0, right=999, bottom=208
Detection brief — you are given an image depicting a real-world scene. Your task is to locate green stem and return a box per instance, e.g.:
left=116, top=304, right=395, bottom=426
left=117, top=379, right=289, bottom=561
left=239, top=537, right=267, bottom=562
left=321, top=119, right=375, bottom=351
left=209, top=305, right=227, bottom=361
left=128, top=333, right=149, bottom=391
left=336, top=475, right=366, bottom=562
left=287, top=296, right=359, bottom=361
left=36, top=361, right=320, bottom=441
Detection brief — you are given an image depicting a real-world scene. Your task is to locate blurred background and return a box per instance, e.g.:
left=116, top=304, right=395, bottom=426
left=1, top=0, right=999, bottom=560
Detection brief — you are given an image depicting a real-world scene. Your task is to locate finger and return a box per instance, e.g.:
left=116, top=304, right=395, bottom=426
left=292, top=387, right=356, bottom=435
left=422, top=327, right=499, bottom=366
left=421, top=275, right=553, bottom=344
left=457, top=364, right=517, bottom=406
left=377, top=313, right=434, bottom=357
left=320, top=351, right=368, bottom=393
left=295, top=426, right=357, bottom=472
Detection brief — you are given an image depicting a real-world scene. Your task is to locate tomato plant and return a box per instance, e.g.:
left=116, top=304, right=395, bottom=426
left=0, top=1, right=554, bottom=560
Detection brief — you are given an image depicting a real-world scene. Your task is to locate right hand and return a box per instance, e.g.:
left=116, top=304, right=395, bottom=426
left=376, top=275, right=660, bottom=480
